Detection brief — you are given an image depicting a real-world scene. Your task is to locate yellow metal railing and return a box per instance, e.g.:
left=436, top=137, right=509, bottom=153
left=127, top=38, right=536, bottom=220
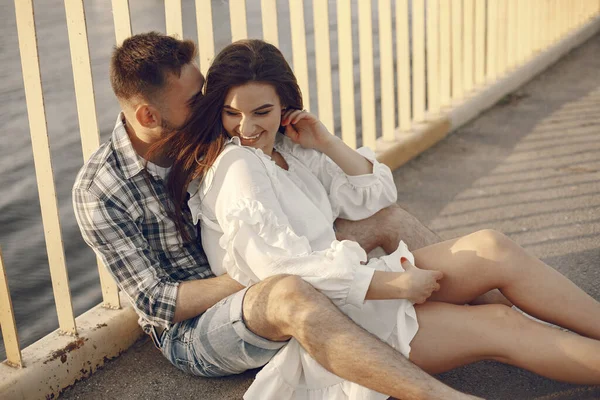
left=3, top=0, right=600, bottom=374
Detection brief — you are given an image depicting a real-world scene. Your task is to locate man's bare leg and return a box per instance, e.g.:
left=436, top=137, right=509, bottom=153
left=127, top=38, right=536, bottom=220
left=242, top=274, right=481, bottom=400
left=335, top=204, right=512, bottom=307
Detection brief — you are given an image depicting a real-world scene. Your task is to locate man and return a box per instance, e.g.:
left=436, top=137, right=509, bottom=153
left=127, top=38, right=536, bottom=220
left=73, top=32, right=481, bottom=399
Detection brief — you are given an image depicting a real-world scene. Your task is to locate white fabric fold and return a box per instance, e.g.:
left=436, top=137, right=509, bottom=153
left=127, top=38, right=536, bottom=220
left=186, top=138, right=420, bottom=399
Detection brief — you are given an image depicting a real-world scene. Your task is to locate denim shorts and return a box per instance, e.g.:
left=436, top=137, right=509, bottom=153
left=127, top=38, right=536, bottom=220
left=160, top=287, right=288, bottom=377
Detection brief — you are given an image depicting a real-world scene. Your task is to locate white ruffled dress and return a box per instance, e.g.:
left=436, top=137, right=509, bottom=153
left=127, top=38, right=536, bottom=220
left=187, top=135, right=419, bottom=400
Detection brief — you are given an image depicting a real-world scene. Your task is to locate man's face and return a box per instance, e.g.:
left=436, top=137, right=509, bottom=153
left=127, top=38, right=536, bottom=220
left=159, top=63, right=205, bottom=132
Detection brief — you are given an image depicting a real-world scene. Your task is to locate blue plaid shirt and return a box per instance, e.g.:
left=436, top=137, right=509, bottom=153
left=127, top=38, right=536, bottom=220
left=73, top=114, right=212, bottom=333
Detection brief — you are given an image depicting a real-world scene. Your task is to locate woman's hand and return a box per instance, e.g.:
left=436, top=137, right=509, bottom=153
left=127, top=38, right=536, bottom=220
left=281, top=109, right=336, bottom=152
left=398, top=258, right=443, bottom=304
left=366, top=259, right=443, bottom=303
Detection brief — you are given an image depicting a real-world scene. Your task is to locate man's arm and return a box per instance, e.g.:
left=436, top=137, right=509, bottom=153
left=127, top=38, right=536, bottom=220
left=173, top=275, right=243, bottom=322
left=73, top=187, right=239, bottom=325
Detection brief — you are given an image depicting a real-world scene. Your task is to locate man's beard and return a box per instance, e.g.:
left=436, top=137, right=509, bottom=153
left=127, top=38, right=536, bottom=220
left=160, top=118, right=180, bottom=134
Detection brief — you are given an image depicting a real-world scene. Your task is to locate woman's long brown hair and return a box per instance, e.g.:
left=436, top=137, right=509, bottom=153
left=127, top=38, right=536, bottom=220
left=154, top=39, right=304, bottom=241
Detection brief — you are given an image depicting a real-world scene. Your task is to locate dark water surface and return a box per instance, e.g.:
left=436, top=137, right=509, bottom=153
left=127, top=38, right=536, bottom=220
left=0, top=0, right=390, bottom=357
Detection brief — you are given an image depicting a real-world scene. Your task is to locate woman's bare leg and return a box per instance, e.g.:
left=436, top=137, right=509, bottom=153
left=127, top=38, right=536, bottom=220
left=335, top=204, right=511, bottom=306
left=409, top=302, right=600, bottom=384
left=413, top=229, right=600, bottom=339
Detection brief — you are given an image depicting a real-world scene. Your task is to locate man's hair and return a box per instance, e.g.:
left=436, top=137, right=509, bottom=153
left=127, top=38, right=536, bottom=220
left=110, top=32, right=197, bottom=102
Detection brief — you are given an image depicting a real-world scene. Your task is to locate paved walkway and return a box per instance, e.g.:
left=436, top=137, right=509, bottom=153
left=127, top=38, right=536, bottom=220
left=60, top=33, right=600, bottom=400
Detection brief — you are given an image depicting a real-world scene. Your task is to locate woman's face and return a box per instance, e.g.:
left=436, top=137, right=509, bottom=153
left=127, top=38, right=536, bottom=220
left=222, top=82, right=283, bottom=156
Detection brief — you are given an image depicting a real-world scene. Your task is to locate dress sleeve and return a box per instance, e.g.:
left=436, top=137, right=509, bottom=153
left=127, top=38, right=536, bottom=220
left=206, top=146, right=376, bottom=308
left=279, top=137, right=397, bottom=220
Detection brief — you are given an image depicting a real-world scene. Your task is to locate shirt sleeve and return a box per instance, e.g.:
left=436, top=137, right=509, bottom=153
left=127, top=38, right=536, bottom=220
left=73, top=187, right=179, bottom=328
left=279, top=138, right=398, bottom=220
left=205, top=147, right=375, bottom=308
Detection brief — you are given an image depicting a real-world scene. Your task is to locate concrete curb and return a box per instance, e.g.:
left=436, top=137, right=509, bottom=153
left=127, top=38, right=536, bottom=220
left=0, top=301, right=143, bottom=400
left=376, top=15, right=600, bottom=169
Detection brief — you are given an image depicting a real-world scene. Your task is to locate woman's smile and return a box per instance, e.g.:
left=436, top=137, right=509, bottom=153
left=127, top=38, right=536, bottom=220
left=222, top=82, right=283, bottom=156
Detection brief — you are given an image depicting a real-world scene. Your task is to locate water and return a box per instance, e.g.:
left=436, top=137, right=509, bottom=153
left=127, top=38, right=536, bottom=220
left=0, top=0, right=390, bottom=357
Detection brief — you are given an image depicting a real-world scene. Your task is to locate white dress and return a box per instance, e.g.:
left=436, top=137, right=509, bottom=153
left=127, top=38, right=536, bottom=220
left=187, top=135, right=419, bottom=400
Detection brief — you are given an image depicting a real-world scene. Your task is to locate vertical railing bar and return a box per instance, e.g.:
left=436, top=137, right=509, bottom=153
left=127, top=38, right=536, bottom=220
left=474, top=0, right=485, bottom=85
left=550, top=0, right=556, bottom=45
left=378, top=0, right=394, bottom=146
left=558, top=0, right=564, bottom=38
left=396, top=0, right=411, bottom=133
left=358, top=0, right=376, bottom=148
left=261, top=0, right=279, bottom=46
left=487, top=0, right=498, bottom=81
left=412, top=0, right=426, bottom=121
left=165, top=0, right=183, bottom=38
left=427, top=0, right=440, bottom=114
left=439, top=0, right=451, bottom=106
left=230, top=0, right=248, bottom=41
left=289, top=0, right=310, bottom=112
left=497, top=0, right=507, bottom=76
left=506, top=0, right=518, bottom=69
left=463, top=0, right=474, bottom=94
left=14, top=0, right=77, bottom=335
left=336, top=0, right=356, bottom=148
left=544, top=0, right=551, bottom=49
left=526, top=1, right=534, bottom=58
left=196, top=0, right=215, bottom=75
left=65, top=0, right=120, bottom=308
left=0, top=246, right=23, bottom=368
left=111, top=0, right=131, bottom=45
left=451, top=0, right=463, bottom=100
left=312, top=0, right=334, bottom=133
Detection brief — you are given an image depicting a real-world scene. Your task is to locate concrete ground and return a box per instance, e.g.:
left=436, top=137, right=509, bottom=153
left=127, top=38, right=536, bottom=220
left=60, top=33, right=600, bottom=400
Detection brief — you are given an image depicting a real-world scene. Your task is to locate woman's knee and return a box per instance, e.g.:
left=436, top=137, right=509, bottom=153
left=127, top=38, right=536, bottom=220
left=466, top=229, right=514, bottom=261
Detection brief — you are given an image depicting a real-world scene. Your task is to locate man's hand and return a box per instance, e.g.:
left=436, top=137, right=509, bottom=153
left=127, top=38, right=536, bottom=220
left=173, top=273, right=245, bottom=322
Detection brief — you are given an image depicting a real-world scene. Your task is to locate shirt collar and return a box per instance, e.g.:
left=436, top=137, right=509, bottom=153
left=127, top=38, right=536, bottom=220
left=112, top=113, right=146, bottom=179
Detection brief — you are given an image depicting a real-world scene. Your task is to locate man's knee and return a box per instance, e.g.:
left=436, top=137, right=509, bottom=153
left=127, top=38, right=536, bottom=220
left=243, top=274, right=326, bottom=338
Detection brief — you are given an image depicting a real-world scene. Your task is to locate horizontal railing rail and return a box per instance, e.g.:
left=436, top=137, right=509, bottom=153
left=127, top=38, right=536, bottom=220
left=2, top=1, right=600, bottom=399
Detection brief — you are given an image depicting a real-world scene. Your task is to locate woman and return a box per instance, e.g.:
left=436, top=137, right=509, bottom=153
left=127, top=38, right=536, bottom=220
left=164, top=40, right=600, bottom=399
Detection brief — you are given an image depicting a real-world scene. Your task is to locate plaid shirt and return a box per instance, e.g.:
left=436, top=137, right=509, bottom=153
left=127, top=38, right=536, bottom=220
left=72, top=114, right=212, bottom=333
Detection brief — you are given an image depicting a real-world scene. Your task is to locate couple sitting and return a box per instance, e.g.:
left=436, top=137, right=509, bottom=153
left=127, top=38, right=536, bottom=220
left=73, top=32, right=600, bottom=400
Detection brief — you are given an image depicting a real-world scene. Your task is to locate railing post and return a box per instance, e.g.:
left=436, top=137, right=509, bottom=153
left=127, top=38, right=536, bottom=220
left=474, top=0, right=485, bottom=85
left=358, top=0, right=376, bottom=148
left=463, top=0, right=475, bottom=94
left=396, top=0, right=412, bottom=133
left=312, top=0, right=335, bottom=133
left=0, top=247, right=23, bottom=368
left=165, top=0, right=183, bottom=38
left=229, top=0, right=248, bottom=41
left=336, top=0, right=357, bottom=148
left=412, top=0, right=426, bottom=121
left=110, top=0, right=131, bottom=45
left=451, top=0, right=463, bottom=100
left=439, top=0, right=451, bottom=106
left=288, top=0, right=310, bottom=112
left=427, top=0, right=440, bottom=115
left=13, top=0, right=77, bottom=335
left=65, top=0, right=121, bottom=309
left=378, top=0, right=395, bottom=145
left=261, top=0, right=279, bottom=46
left=196, top=0, right=215, bottom=75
